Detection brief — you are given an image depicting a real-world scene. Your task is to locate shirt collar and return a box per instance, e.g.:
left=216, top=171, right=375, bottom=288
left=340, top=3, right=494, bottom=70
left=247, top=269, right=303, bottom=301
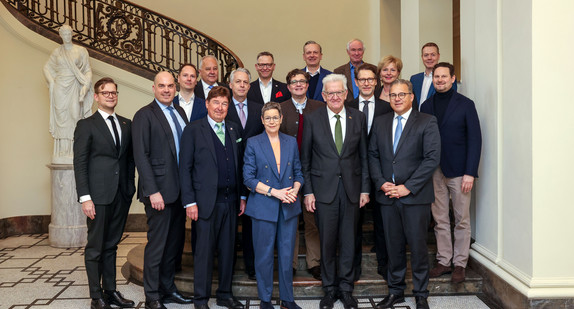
left=259, top=78, right=273, bottom=87
left=394, top=107, right=413, bottom=121
left=202, top=80, right=217, bottom=90
left=207, top=115, right=225, bottom=129
left=178, top=93, right=195, bottom=104
left=327, top=106, right=346, bottom=119
left=359, top=95, right=375, bottom=103
left=232, top=97, right=247, bottom=106
left=305, top=66, right=321, bottom=76
left=97, top=109, right=116, bottom=120
left=155, top=99, right=174, bottom=111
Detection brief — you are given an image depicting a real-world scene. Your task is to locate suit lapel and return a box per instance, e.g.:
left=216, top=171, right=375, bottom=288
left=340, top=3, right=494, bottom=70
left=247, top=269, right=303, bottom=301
left=439, top=94, right=461, bottom=128
left=394, top=110, right=417, bottom=157
left=320, top=107, right=339, bottom=155
left=260, top=133, right=280, bottom=179
left=341, top=109, right=354, bottom=155
left=118, top=115, right=129, bottom=156
left=93, top=112, right=117, bottom=154
left=252, top=81, right=264, bottom=103
left=151, top=102, right=178, bottom=160
left=279, top=133, right=289, bottom=181
left=200, top=118, right=218, bottom=164
left=227, top=123, right=240, bottom=171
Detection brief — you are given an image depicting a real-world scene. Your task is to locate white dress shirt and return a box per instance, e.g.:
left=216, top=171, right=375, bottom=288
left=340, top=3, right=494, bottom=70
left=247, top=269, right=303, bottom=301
left=392, top=108, right=413, bottom=145
left=259, top=78, right=273, bottom=104
left=202, top=80, right=218, bottom=97
left=420, top=71, right=433, bottom=107
left=326, top=106, right=347, bottom=143
left=178, top=93, right=196, bottom=120
left=358, top=95, right=375, bottom=133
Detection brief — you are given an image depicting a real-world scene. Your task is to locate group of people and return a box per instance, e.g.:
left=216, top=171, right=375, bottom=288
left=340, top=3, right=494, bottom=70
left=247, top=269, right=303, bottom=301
left=72, top=38, right=482, bottom=309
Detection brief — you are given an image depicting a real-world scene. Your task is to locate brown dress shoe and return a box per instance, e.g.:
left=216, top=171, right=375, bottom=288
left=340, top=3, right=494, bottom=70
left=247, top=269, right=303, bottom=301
left=429, top=263, right=452, bottom=278
left=452, top=266, right=466, bottom=283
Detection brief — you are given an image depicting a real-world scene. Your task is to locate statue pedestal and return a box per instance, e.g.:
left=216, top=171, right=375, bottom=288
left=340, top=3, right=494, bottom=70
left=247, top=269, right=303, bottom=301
left=47, top=164, right=87, bottom=248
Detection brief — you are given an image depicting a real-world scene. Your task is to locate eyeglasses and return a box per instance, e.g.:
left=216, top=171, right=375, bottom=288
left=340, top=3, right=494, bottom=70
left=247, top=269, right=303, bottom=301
left=289, top=79, right=308, bottom=85
left=256, top=63, right=274, bottom=69
left=356, top=78, right=376, bottom=84
left=98, top=91, right=119, bottom=97
left=389, top=92, right=411, bottom=100
left=323, top=90, right=346, bottom=98
left=263, top=116, right=280, bottom=123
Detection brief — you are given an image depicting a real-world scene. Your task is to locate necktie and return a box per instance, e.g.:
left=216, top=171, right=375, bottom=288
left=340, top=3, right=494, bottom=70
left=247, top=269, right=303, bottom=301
left=393, top=115, right=403, bottom=154
left=297, top=113, right=304, bottom=151
left=215, top=123, right=225, bottom=145
left=362, top=100, right=369, bottom=125
left=108, top=115, right=120, bottom=153
left=168, top=106, right=183, bottom=142
left=334, top=114, right=343, bottom=154
left=238, top=102, right=247, bottom=128
left=208, top=85, right=214, bottom=89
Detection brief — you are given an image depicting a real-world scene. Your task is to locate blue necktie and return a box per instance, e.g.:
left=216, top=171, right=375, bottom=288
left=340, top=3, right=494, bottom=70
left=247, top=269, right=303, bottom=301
left=393, top=115, right=403, bottom=154
left=168, top=106, right=183, bottom=142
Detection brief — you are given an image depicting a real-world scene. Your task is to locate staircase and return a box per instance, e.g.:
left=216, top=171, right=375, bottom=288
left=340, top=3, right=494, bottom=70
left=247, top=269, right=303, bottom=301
left=126, top=207, right=483, bottom=298
left=1, top=0, right=242, bottom=81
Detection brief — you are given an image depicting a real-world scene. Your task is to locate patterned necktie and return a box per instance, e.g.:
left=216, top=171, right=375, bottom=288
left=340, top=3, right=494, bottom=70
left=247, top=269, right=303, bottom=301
left=108, top=115, right=120, bottom=153
left=334, top=114, right=342, bottom=154
left=168, top=106, right=182, bottom=142
left=393, top=115, right=403, bottom=154
left=238, top=102, right=247, bottom=128
left=215, top=123, right=225, bottom=145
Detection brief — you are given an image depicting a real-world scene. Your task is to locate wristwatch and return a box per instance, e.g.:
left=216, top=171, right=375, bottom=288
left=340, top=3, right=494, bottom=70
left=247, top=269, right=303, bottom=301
left=266, top=187, right=272, bottom=197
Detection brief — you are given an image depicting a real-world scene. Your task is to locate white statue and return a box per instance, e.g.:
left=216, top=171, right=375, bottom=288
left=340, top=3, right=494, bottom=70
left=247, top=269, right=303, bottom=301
left=44, top=25, right=93, bottom=164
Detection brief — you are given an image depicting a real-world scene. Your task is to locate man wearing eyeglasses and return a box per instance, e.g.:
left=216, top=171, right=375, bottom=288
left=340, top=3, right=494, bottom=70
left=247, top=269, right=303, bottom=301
left=247, top=51, right=290, bottom=105
left=347, top=63, right=393, bottom=282
left=301, top=74, right=370, bottom=309
left=368, top=79, right=440, bottom=309
left=279, top=69, right=324, bottom=280
left=74, top=77, right=136, bottom=309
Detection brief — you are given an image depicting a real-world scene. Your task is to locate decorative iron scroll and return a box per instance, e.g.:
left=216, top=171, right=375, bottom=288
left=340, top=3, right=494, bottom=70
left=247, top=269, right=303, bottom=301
left=2, top=0, right=242, bottom=81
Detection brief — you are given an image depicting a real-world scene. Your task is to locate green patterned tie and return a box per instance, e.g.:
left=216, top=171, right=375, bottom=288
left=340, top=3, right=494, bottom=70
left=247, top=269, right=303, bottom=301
left=334, top=114, right=342, bottom=154
left=215, top=123, right=225, bottom=146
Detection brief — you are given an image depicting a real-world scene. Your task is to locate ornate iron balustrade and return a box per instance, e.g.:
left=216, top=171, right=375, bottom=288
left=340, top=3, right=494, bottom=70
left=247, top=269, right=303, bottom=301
left=2, top=0, right=242, bottom=81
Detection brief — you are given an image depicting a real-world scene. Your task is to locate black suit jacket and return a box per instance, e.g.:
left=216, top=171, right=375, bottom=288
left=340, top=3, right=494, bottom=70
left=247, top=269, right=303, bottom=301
left=132, top=101, right=189, bottom=204
left=172, top=95, right=207, bottom=122
left=347, top=97, right=393, bottom=137
left=194, top=82, right=229, bottom=100
left=74, top=112, right=136, bottom=204
left=225, top=99, right=264, bottom=141
left=179, top=118, right=243, bottom=219
left=368, top=109, right=441, bottom=205
left=247, top=79, right=291, bottom=104
left=279, top=98, right=324, bottom=138
left=301, top=106, right=370, bottom=204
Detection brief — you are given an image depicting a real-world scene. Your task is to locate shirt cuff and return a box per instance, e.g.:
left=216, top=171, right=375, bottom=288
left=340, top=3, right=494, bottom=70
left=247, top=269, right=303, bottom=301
left=240, top=196, right=247, bottom=200
left=184, top=203, right=197, bottom=208
left=79, top=195, right=91, bottom=203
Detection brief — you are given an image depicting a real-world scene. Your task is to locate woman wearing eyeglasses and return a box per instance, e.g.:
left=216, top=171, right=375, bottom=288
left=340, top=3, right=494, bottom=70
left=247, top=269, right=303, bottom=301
left=243, top=102, right=304, bottom=309
left=376, top=55, right=403, bottom=103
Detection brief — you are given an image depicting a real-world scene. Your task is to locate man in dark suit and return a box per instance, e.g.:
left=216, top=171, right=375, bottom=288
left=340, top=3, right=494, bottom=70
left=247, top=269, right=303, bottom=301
left=421, top=62, right=482, bottom=284
left=132, top=72, right=192, bottom=309
left=194, top=55, right=228, bottom=99
left=247, top=51, right=290, bottom=104
left=226, top=68, right=264, bottom=280
left=74, top=77, right=136, bottom=309
left=368, top=79, right=440, bottom=309
left=334, top=39, right=371, bottom=104
left=179, top=86, right=246, bottom=309
left=279, top=69, right=323, bottom=280
left=346, top=63, right=393, bottom=281
left=409, top=42, right=457, bottom=109
left=173, top=63, right=207, bottom=122
left=302, top=40, right=332, bottom=103
left=301, top=74, right=370, bottom=309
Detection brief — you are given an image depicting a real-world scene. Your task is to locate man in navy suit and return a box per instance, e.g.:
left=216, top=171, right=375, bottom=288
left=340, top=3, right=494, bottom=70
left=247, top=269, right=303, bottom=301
left=73, top=77, right=135, bottom=309
left=173, top=63, right=207, bottom=122
left=247, top=51, right=290, bottom=104
left=194, top=55, right=228, bottom=99
left=409, top=42, right=457, bottom=109
left=368, top=79, right=440, bottom=309
left=132, top=72, right=192, bottom=309
left=226, top=68, right=264, bottom=280
left=302, top=40, right=332, bottom=103
left=179, top=86, right=246, bottom=309
left=421, top=62, right=482, bottom=284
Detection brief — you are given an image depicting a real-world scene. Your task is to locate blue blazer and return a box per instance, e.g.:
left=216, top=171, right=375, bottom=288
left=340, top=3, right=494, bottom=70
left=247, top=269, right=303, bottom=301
left=420, top=91, right=482, bottom=178
left=172, top=95, right=207, bottom=122
left=243, top=132, right=304, bottom=222
left=303, top=66, right=332, bottom=102
left=410, top=72, right=457, bottom=109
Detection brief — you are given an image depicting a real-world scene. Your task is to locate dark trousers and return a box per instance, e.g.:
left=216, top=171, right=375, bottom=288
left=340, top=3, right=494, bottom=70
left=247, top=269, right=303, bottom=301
left=372, top=202, right=388, bottom=270
left=143, top=201, right=186, bottom=300
left=240, top=214, right=255, bottom=274
left=315, top=179, right=359, bottom=293
left=85, top=191, right=130, bottom=299
left=380, top=200, right=430, bottom=298
left=194, top=201, right=237, bottom=304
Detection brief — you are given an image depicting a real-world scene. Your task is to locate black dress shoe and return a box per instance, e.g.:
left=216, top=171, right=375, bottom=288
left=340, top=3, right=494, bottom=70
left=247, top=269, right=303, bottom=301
left=162, top=291, right=193, bottom=304
left=307, top=266, right=322, bottom=281
left=104, top=290, right=135, bottom=308
left=194, top=303, right=209, bottom=309
left=216, top=296, right=244, bottom=309
left=91, top=298, right=112, bottom=309
left=374, top=294, right=405, bottom=309
left=280, top=300, right=302, bottom=309
left=260, top=300, right=274, bottom=309
left=319, top=291, right=337, bottom=309
left=415, top=296, right=429, bottom=309
left=145, top=299, right=166, bottom=309
left=339, top=291, right=358, bottom=309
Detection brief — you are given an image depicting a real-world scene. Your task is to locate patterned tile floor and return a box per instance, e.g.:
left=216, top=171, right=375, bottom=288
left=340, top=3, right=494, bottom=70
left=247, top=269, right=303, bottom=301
left=0, top=233, right=493, bottom=309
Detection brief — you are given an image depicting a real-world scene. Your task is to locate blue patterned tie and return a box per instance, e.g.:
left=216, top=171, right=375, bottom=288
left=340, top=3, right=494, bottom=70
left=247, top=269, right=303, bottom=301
left=393, top=115, right=403, bottom=154
left=168, top=106, right=182, bottom=142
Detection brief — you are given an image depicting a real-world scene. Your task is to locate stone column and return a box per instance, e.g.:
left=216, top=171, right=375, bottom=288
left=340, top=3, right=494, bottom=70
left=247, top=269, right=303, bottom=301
left=47, top=164, right=87, bottom=248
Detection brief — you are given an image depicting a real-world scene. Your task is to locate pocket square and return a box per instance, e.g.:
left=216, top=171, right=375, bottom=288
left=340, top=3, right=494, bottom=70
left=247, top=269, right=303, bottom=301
left=236, top=138, right=242, bottom=143
left=275, top=91, right=283, bottom=98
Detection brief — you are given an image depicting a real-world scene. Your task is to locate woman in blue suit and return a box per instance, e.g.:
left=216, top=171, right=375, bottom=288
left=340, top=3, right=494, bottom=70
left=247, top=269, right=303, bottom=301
left=243, top=102, right=304, bottom=309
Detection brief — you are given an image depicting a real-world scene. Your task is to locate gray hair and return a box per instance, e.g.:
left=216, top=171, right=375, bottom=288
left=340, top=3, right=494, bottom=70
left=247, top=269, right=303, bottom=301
left=346, top=38, right=365, bottom=52
left=230, top=67, right=251, bottom=82
left=199, top=55, right=218, bottom=69
left=322, top=74, right=347, bottom=92
left=390, top=79, right=413, bottom=93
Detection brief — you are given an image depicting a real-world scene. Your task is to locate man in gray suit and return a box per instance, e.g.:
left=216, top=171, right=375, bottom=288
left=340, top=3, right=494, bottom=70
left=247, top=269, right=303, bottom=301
left=368, top=79, right=440, bottom=309
left=301, top=74, right=370, bottom=309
